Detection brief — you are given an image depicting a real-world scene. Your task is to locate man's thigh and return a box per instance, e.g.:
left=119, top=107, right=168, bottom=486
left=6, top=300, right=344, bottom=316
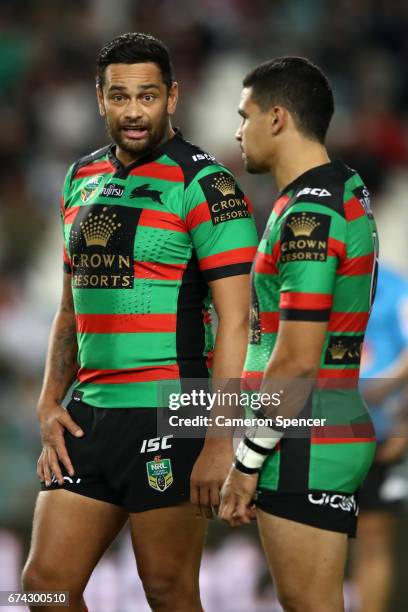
left=25, top=489, right=127, bottom=591
left=129, top=503, right=207, bottom=585
left=257, top=509, right=347, bottom=607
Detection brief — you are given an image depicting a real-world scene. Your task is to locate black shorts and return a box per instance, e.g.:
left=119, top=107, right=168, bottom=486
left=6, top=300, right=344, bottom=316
left=256, top=489, right=359, bottom=538
left=41, top=398, right=204, bottom=512
left=359, top=459, right=405, bottom=513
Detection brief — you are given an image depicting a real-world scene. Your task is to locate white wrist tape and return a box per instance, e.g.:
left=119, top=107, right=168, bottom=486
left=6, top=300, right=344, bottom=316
left=234, top=424, right=283, bottom=474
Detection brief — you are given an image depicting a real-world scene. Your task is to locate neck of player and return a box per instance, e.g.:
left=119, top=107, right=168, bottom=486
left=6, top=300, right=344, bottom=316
left=272, top=136, right=331, bottom=193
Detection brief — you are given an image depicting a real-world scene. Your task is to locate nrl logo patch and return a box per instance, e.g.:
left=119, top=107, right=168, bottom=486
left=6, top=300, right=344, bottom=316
left=146, top=455, right=173, bottom=492
left=80, top=175, right=103, bottom=203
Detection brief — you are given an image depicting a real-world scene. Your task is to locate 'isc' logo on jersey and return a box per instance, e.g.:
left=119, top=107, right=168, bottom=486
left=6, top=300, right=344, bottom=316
left=280, top=212, right=331, bottom=263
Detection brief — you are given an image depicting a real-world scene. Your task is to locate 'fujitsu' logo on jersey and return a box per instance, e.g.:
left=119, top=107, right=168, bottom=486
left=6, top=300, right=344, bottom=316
left=101, top=183, right=124, bottom=198
left=130, top=183, right=164, bottom=205
left=280, top=212, right=331, bottom=263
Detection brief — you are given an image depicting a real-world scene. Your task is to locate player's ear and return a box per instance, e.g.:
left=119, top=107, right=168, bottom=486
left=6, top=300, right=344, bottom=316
left=270, top=106, right=285, bottom=136
left=96, top=85, right=106, bottom=117
left=167, top=82, right=179, bottom=116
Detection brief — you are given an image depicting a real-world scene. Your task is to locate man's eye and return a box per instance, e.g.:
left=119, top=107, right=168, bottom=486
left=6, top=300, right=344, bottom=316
left=143, top=94, right=155, bottom=102
left=113, top=95, right=124, bottom=102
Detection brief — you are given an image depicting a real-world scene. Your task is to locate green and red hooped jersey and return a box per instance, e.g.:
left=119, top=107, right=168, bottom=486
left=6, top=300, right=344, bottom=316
left=244, top=161, right=378, bottom=494
left=60, top=131, right=258, bottom=408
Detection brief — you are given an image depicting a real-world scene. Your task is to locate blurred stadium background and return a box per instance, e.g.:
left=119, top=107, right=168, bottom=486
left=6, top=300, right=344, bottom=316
left=1, top=0, right=408, bottom=610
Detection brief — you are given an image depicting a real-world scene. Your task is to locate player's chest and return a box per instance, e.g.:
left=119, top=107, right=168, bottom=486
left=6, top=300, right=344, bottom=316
left=63, top=174, right=190, bottom=289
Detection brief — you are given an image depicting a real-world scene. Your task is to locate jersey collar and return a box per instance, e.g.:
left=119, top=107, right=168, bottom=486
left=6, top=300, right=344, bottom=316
left=108, top=128, right=183, bottom=178
left=279, top=160, right=344, bottom=197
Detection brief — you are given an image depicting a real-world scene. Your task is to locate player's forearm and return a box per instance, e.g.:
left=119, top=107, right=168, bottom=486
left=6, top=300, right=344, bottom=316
left=212, top=315, right=249, bottom=380
left=258, top=351, right=318, bottom=421
left=234, top=353, right=318, bottom=474
left=37, top=309, right=79, bottom=411
left=204, top=316, right=249, bottom=447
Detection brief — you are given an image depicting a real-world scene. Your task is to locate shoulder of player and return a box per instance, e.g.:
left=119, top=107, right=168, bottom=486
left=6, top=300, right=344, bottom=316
left=284, top=161, right=354, bottom=219
left=69, top=144, right=112, bottom=184
left=164, top=134, right=232, bottom=187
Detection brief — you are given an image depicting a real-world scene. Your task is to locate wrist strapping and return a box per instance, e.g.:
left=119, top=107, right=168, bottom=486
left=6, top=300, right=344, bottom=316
left=234, top=423, right=283, bottom=474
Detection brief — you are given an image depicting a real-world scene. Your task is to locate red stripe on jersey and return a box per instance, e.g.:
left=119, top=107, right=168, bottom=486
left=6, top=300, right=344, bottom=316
left=78, top=364, right=180, bottom=384
left=318, top=368, right=360, bottom=378
left=206, top=350, right=214, bottom=369
left=273, top=195, right=290, bottom=216
left=134, top=261, right=187, bottom=281
left=316, top=369, right=360, bottom=390
left=244, top=196, right=254, bottom=214
left=241, top=371, right=263, bottom=391
left=186, top=202, right=212, bottom=230
left=130, top=162, right=184, bottom=182
left=76, top=313, right=177, bottom=334
left=260, top=311, right=279, bottom=333
left=328, top=311, right=369, bottom=332
left=199, top=246, right=257, bottom=270
left=337, top=253, right=374, bottom=276
left=279, top=292, right=333, bottom=310
left=64, top=206, right=80, bottom=225
left=311, top=423, right=375, bottom=444
left=344, top=196, right=365, bottom=221
left=139, top=209, right=187, bottom=232
left=74, top=160, right=115, bottom=179
left=63, top=245, right=71, bottom=264
left=255, top=252, right=278, bottom=275
left=327, top=237, right=347, bottom=259
left=203, top=309, right=212, bottom=325
left=312, top=436, right=376, bottom=444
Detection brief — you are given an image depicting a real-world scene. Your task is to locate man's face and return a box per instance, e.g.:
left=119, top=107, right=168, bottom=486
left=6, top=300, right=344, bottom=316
left=97, top=62, right=178, bottom=164
left=236, top=87, right=272, bottom=174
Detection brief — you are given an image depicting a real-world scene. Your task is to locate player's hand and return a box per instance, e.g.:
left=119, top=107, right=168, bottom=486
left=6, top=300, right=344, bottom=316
left=219, top=465, right=258, bottom=527
left=376, top=437, right=408, bottom=464
left=190, top=439, right=234, bottom=519
left=37, top=402, right=84, bottom=487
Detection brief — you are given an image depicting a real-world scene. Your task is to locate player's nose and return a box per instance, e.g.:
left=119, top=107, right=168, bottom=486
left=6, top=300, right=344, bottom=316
left=124, top=97, right=143, bottom=120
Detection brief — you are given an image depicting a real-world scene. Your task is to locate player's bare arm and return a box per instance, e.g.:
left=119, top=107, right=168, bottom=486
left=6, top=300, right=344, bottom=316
left=190, top=273, right=251, bottom=519
left=36, top=272, right=83, bottom=487
left=220, top=319, right=328, bottom=526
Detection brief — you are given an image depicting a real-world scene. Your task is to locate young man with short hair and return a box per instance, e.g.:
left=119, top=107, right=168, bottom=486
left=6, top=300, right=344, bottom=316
left=220, top=57, right=378, bottom=612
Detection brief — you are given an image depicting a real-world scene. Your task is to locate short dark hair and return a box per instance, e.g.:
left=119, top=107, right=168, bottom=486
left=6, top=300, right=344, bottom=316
left=96, top=32, right=175, bottom=89
left=243, top=57, right=334, bottom=143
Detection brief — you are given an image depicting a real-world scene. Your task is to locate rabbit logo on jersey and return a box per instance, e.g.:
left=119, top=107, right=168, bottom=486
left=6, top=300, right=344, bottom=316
left=146, top=456, right=173, bottom=492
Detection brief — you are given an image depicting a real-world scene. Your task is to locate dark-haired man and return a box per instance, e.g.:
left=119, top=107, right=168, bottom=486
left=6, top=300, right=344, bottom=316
left=220, top=57, right=378, bottom=612
left=22, top=33, right=258, bottom=611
